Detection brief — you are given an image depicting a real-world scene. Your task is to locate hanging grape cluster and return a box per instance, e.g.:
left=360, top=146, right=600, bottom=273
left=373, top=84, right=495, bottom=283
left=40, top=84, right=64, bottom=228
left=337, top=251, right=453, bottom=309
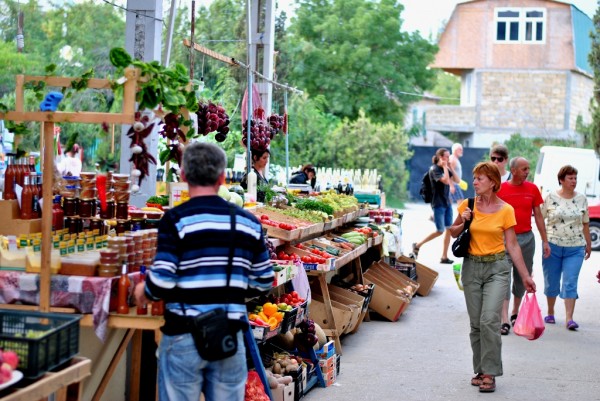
left=242, top=118, right=272, bottom=152
left=269, top=114, right=285, bottom=136
left=242, top=114, right=285, bottom=152
left=196, top=101, right=230, bottom=142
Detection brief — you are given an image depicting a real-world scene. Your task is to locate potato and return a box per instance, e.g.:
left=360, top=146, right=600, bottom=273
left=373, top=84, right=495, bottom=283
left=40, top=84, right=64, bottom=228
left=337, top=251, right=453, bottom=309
left=268, top=376, right=279, bottom=389
left=273, top=362, right=282, bottom=374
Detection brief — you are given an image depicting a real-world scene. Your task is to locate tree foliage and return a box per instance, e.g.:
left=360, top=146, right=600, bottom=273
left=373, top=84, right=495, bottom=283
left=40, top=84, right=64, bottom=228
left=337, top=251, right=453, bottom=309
left=589, top=3, right=600, bottom=154
left=285, top=0, right=438, bottom=125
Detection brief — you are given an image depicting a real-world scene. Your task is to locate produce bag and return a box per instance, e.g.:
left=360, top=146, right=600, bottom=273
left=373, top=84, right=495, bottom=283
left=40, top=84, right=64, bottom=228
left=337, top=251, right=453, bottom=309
left=244, top=370, right=270, bottom=401
left=513, top=292, right=545, bottom=341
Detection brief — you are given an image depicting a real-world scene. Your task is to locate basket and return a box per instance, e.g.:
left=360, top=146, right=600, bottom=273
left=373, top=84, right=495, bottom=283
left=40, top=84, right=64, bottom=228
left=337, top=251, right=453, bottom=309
left=0, top=310, right=82, bottom=378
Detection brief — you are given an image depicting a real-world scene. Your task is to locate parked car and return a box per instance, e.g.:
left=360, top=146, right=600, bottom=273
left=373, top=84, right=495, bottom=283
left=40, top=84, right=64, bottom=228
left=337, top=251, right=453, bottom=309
left=588, top=202, right=600, bottom=251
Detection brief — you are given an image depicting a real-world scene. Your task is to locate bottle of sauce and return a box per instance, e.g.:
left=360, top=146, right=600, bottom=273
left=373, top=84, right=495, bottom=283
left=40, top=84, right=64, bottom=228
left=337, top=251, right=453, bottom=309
left=117, top=260, right=130, bottom=314
left=3, top=154, right=16, bottom=200
left=20, top=175, right=33, bottom=219
left=28, top=155, right=36, bottom=172
left=30, top=172, right=39, bottom=219
left=14, top=159, right=23, bottom=189
left=52, top=195, right=64, bottom=230
left=151, top=299, right=164, bottom=316
left=136, top=265, right=148, bottom=315
left=19, top=158, right=28, bottom=187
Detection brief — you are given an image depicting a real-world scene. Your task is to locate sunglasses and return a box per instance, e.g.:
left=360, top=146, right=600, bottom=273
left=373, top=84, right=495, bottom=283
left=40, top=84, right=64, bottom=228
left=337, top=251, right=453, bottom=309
left=491, top=156, right=505, bottom=162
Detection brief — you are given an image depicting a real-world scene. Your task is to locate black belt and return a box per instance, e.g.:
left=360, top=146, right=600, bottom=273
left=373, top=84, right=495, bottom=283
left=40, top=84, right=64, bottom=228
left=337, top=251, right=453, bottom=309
left=161, top=310, right=247, bottom=336
left=467, top=251, right=506, bottom=263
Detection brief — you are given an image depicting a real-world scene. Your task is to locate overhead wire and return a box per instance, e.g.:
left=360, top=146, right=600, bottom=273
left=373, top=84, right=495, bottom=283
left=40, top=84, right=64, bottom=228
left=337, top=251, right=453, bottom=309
left=98, top=0, right=164, bottom=23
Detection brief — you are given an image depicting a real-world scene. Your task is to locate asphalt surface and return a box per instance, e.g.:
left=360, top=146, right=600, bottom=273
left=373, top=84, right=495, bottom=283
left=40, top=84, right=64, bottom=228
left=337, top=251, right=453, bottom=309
left=303, top=202, right=600, bottom=401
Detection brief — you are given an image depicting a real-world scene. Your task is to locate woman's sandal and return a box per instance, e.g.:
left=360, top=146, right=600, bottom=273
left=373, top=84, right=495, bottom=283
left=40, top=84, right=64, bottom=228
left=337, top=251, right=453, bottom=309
left=500, top=323, right=510, bottom=335
left=544, top=315, right=556, bottom=324
left=510, top=314, right=518, bottom=326
left=471, top=373, right=484, bottom=387
left=479, top=375, right=496, bottom=393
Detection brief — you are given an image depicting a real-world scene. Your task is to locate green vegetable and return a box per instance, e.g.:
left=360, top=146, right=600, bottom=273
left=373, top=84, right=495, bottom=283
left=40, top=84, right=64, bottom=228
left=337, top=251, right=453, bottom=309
left=294, top=199, right=335, bottom=215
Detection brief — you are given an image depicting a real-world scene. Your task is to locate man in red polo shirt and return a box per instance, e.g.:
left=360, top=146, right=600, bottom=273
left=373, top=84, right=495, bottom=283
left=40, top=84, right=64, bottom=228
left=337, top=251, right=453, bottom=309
left=497, top=157, right=551, bottom=335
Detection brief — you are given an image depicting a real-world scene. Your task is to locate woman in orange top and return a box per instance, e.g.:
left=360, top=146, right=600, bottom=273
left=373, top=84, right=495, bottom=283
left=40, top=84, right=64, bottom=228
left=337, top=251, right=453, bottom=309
left=450, top=162, right=536, bottom=393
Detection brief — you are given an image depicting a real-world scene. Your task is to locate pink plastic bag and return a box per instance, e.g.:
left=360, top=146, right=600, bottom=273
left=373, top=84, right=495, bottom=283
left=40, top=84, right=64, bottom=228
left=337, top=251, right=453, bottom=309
left=513, top=292, right=545, bottom=340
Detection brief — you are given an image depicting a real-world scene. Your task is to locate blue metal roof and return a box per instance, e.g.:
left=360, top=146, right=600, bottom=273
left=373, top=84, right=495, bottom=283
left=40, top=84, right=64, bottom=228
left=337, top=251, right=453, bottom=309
left=571, top=5, right=593, bottom=75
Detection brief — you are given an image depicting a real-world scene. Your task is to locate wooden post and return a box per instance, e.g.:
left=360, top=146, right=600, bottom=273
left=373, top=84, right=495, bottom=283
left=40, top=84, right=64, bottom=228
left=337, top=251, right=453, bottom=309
left=39, top=121, right=55, bottom=312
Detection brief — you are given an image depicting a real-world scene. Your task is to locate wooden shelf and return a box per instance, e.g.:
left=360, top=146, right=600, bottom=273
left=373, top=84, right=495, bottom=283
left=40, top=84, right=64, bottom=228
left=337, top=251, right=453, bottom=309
left=0, top=357, right=91, bottom=401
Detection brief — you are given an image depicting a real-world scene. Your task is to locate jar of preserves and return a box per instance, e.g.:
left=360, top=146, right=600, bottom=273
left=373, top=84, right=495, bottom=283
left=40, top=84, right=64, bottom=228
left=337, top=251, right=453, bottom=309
left=115, top=202, right=129, bottom=220
left=100, top=200, right=115, bottom=219
left=63, top=197, right=79, bottom=217
left=79, top=198, right=96, bottom=218
left=115, top=219, right=131, bottom=235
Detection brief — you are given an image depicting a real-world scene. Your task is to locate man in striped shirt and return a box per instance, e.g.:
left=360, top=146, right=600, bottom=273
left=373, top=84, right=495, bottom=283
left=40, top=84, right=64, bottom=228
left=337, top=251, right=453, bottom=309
left=134, top=142, right=274, bottom=401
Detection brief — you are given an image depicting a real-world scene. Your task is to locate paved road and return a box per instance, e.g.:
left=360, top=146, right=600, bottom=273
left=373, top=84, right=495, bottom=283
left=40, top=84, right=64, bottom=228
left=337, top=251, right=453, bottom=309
left=304, top=202, right=600, bottom=401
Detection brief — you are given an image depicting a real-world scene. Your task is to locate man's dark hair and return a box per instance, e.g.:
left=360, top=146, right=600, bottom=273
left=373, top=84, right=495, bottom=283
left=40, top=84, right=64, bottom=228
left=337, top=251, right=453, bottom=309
left=182, top=142, right=227, bottom=186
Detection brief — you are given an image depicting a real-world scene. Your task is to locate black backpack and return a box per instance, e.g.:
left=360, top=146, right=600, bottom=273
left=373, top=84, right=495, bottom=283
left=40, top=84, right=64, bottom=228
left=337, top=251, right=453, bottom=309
left=419, top=168, right=434, bottom=203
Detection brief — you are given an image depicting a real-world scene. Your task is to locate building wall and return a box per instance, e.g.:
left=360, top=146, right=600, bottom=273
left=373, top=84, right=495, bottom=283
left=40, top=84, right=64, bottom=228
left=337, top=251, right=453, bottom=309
left=479, top=70, right=567, bottom=132
left=569, top=71, right=594, bottom=130
left=433, top=0, right=577, bottom=71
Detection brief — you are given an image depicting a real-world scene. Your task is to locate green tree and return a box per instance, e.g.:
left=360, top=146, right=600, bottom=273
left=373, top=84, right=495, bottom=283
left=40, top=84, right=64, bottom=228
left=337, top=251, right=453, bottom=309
left=326, top=110, right=412, bottom=200
left=589, top=3, right=600, bottom=153
left=285, top=0, right=437, bottom=124
left=431, top=71, right=460, bottom=105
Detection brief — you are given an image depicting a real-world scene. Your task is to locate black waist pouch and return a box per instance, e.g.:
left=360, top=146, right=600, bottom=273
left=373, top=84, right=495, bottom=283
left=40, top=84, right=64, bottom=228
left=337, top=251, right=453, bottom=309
left=190, top=308, right=240, bottom=361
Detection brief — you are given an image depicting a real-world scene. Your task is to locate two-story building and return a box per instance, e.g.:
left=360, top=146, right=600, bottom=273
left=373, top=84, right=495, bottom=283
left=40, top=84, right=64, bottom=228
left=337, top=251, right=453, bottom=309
left=419, top=0, right=594, bottom=148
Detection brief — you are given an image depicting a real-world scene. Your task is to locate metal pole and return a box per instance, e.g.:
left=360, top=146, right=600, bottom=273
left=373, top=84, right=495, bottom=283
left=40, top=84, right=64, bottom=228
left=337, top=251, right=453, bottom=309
left=246, top=0, right=252, bottom=174
left=163, top=0, right=178, bottom=66
left=284, top=90, right=289, bottom=184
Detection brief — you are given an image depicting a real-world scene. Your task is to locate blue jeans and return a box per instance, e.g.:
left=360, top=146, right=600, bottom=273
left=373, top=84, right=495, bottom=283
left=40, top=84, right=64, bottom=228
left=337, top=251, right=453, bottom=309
left=542, top=242, right=585, bottom=299
left=432, top=205, right=453, bottom=232
left=157, top=331, right=247, bottom=401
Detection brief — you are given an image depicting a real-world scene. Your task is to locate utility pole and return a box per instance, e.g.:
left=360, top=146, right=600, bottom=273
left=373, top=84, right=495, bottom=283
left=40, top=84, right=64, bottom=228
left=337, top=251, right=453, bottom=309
left=249, top=0, right=276, bottom=113
left=122, top=0, right=162, bottom=206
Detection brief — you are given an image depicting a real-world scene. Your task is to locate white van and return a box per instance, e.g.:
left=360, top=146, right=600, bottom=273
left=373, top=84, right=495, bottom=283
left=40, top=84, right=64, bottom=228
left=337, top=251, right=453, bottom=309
left=534, top=146, right=600, bottom=200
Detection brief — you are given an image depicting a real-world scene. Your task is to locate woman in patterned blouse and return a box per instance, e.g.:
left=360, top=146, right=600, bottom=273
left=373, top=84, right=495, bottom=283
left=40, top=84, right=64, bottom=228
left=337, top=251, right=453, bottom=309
left=541, top=165, right=591, bottom=331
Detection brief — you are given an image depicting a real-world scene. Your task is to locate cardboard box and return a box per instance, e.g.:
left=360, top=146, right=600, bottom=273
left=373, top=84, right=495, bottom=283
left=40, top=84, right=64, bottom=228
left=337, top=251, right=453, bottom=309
left=369, top=261, right=420, bottom=298
left=396, top=255, right=438, bottom=296
left=319, top=355, right=336, bottom=372
left=272, top=381, right=295, bottom=401
left=363, top=271, right=410, bottom=321
left=0, top=200, right=19, bottom=219
left=322, top=285, right=365, bottom=333
left=309, top=295, right=353, bottom=334
left=0, top=211, right=41, bottom=236
left=316, top=340, right=335, bottom=359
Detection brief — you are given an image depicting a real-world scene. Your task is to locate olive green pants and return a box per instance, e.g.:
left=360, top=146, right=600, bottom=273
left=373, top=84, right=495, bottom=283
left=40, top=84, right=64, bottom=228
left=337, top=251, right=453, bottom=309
left=461, top=256, right=510, bottom=376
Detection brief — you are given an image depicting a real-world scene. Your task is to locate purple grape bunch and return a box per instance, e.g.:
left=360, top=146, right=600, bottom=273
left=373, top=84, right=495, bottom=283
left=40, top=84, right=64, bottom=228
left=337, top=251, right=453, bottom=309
left=196, top=101, right=230, bottom=142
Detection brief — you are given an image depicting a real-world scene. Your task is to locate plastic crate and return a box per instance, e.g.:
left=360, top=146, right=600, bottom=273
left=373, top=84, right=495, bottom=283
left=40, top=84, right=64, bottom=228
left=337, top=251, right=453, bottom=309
left=0, top=310, right=82, bottom=378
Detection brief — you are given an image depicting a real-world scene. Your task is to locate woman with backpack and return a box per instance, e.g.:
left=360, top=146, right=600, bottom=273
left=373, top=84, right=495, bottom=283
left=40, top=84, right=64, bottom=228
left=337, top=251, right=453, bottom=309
left=412, top=148, right=460, bottom=264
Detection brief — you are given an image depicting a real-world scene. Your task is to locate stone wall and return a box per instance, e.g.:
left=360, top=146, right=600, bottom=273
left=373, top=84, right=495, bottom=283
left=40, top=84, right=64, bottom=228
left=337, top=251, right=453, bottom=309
left=569, top=72, right=594, bottom=130
left=426, top=106, right=476, bottom=131
left=479, top=70, right=567, bottom=133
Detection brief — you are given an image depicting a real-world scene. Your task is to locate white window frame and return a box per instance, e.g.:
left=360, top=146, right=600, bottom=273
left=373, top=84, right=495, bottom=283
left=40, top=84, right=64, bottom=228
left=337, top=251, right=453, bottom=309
left=494, top=7, right=546, bottom=44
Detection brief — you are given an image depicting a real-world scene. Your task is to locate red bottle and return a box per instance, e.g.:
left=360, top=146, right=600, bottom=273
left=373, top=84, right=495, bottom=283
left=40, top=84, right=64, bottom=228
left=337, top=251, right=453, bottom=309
left=3, top=155, right=17, bottom=200
left=52, top=195, right=64, bottom=230
left=117, top=261, right=130, bottom=314
left=136, top=266, right=148, bottom=315
left=30, top=172, right=39, bottom=219
left=151, top=300, right=164, bottom=316
left=20, top=175, right=33, bottom=219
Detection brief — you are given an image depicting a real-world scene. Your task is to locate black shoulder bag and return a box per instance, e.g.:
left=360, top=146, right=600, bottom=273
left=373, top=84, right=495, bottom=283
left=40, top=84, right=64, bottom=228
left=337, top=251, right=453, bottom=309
left=451, top=197, right=474, bottom=258
left=186, top=204, right=241, bottom=361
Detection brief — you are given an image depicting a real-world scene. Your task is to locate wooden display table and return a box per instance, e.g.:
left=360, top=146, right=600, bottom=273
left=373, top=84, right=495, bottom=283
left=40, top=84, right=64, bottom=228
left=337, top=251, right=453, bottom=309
left=80, top=312, right=163, bottom=401
left=0, top=357, right=91, bottom=401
